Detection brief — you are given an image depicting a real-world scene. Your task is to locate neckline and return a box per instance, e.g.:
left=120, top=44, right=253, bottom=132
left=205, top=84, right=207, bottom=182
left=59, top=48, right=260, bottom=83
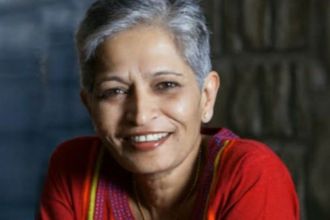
left=188, top=127, right=225, bottom=219
left=119, top=127, right=230, bottom=220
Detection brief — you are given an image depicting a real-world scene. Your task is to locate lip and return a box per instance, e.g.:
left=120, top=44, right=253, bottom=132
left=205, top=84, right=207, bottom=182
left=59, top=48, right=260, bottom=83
left=123, top=132, right=171, bottom=151
left=123, top=131, right=170, bottom=136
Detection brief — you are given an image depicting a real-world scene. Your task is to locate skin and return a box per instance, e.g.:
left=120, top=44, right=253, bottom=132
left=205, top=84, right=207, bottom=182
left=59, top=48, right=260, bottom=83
left=80, top=25, right=220, bottom=220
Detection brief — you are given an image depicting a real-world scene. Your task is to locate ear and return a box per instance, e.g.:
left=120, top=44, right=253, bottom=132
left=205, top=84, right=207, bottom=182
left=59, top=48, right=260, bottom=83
left=201, top=71, right=220, bottom=123
left=80, top=89, right=92, bottom=115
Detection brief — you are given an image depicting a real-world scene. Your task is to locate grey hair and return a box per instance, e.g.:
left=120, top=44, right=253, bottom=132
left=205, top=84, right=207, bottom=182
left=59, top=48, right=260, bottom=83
left=76, top=0, right=211, bottom=93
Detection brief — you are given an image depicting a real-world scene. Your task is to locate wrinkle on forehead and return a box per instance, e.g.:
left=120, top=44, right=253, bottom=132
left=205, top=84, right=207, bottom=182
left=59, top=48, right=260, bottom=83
left=92, top=26, right=194, bottom=83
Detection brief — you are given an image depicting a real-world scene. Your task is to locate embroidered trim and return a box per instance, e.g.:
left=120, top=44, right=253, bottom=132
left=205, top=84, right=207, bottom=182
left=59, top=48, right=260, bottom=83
left=82, top=142, right=100, bottom=219
left=95, top=178, right=106, bottom=220
left=88, top=146, right=105, bottom=220
left=204, top=140, right=236, bottom=220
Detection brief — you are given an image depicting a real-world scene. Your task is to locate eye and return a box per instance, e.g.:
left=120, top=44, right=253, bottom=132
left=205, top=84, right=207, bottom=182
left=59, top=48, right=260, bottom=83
left=155, top=81, right=180, bottom=90
left=98, top=88, right=127, bottom=99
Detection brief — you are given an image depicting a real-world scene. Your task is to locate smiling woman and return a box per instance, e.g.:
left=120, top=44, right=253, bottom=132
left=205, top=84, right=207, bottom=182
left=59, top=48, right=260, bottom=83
left=37, top=0, right=300, bottom=220
left=83, top=26, right=210, bottom=177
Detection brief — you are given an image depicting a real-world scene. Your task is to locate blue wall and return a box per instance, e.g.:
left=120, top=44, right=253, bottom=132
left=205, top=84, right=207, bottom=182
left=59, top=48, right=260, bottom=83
left=0, top=1, right=94, bottom=219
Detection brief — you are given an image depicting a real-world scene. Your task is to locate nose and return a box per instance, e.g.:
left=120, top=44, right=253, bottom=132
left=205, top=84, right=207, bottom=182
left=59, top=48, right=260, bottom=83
left=125, top=86, right=157, bottom=125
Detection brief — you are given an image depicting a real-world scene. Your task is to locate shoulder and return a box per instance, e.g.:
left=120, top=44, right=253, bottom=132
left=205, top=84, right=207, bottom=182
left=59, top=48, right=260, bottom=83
left=217, top=138, right=296, bottom=196
left=205, top=127, right=287, bottom=171
left=39, top=136, right=103, bottom=218
left=53, top=136, right=100, bottom=155
left=49, top=136, right=101, bottom=171
left=208, top=138, right=299, bottom=219
left=207, top=130, right=295, bottom=185
left=204, top=129, right=299, bottom=218
left=217, top=138, right=289, bottom=177
left=224, top=139, right=280, bottom=163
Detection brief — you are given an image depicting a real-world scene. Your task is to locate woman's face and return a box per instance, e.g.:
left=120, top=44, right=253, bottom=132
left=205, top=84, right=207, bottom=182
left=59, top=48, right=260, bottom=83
left=83, top=26, right=216, bottom=174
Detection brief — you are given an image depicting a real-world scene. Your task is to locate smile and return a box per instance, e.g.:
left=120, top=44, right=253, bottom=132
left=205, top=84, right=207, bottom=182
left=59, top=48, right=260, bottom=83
left=124, top=132, right=171, bottom=151
left=130, top=133, right=170, bottom=142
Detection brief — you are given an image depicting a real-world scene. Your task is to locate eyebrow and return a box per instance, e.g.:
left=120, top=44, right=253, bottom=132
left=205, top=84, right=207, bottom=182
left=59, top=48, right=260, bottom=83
left=96, top=71, right=183, bottom=86
left=96, top=76, right=130, bottom=87
left=153, top=71, right=184, bottom=77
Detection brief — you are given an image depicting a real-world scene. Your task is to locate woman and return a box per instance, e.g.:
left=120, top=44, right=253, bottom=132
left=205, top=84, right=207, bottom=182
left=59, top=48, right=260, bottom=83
left=38, top=0, right=300, bottom=219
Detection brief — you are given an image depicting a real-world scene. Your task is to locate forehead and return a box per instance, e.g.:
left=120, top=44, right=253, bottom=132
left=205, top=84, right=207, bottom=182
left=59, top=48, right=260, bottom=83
left=93, top=26, right=193, bottom=76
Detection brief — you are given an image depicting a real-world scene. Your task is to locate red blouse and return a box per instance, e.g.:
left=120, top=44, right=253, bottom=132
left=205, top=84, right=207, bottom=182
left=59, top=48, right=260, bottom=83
left=38, top=128, right=299, bottom=219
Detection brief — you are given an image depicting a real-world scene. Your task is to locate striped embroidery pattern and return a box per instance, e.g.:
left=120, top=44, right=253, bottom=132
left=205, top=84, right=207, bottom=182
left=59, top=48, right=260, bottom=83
left=108, top=180, right=134, bottom=219
left=82, top=143, right=100, bottom=219
left=94, top=178, right=107, bottom=220
left=81, top=143, right=134, bottom=220
left=190, top=128, right=239, bottom=220
left=81, top=143, right=105, bottom=220
left=195, top=137, right=225, bottom=220
left=204, top=140, right=236, bottom=220
left=88, top=146, right=105, bottom=220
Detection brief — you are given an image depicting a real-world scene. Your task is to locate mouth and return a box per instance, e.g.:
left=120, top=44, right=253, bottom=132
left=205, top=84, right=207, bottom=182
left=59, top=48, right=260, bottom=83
left=123, top=132, right=171, bottom=151
left=129, top=132, right=170, bottom=142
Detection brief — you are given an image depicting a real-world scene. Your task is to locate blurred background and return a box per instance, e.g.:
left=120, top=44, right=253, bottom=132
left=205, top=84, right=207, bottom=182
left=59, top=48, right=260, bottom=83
left=0, top=0, right=329, bottom=219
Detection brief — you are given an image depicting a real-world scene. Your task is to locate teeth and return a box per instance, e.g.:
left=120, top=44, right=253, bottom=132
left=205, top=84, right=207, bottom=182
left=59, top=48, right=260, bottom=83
left=130, top=133, right=169, bottom=142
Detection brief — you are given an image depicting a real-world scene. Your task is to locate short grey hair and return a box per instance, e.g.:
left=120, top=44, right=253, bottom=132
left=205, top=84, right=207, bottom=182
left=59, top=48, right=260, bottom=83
left=76, top=0, right=211, bottom=93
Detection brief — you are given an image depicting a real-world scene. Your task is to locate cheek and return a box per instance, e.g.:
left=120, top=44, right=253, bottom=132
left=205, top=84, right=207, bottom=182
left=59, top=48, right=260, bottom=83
left=162, top=89, right=201, bottom=122
left=90, top=103, right=122, bottom=133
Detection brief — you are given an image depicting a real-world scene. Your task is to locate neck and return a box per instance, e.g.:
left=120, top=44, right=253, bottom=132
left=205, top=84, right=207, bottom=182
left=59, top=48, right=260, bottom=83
left=132, top=135, right=207, bottom=218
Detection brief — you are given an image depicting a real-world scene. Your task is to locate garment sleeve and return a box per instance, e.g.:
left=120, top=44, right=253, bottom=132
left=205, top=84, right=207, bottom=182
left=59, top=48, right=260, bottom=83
left=37, top=148, right=75, bottom=220
left=220, top=150, right=300, bottom=220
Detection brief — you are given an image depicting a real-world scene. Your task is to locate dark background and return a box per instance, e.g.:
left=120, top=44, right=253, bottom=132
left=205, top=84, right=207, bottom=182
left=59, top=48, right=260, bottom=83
left=0, top=0, right=329, bottom=219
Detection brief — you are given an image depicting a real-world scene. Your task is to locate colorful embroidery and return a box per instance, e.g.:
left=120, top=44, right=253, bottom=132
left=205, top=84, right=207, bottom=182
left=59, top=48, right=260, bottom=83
left=95, top=178, right=106, bottom=220
left=82, top=142, right=101, bottom=219
left=88, top=146, right=105, bottom=220
left=82, top=128, right=239, bottom=220
left=204, top=140, right=236, bottom=220
left=108, top=179, right=134, bottom=219
left=193, top=128, right=239, bottom=220
left=81, top=143, right=105, bottom=220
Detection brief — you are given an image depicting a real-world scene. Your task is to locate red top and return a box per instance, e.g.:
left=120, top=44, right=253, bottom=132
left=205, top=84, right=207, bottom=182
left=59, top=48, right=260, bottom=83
left=38, top=128, right=299, bottom=219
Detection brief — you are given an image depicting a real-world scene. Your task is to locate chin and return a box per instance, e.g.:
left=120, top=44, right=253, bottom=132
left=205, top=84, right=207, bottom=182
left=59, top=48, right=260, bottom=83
left=122, top=155, right=176, bottom=175
left=105, top=135, right=183, bottom=174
